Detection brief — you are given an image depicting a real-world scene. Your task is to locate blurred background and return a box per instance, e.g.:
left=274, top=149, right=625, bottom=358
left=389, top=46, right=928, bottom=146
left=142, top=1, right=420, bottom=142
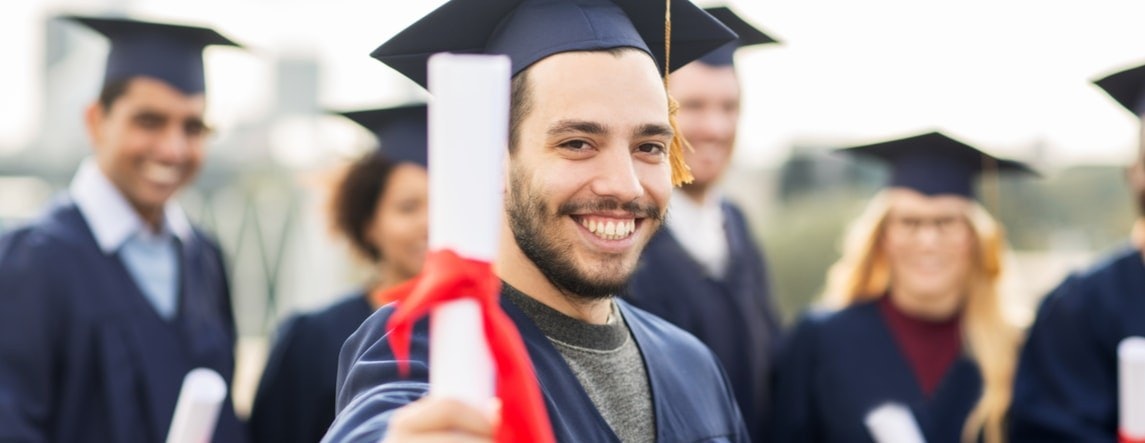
left=1, top=0, right=1141, bottom=417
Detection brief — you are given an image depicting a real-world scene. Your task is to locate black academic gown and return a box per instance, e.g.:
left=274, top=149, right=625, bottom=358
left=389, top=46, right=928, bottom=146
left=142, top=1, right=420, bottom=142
left=321, top=290, right=749, bottom=442
left=626, top=200, right=781, bottom=443
left=770, top=300, right=982, bottom=443
left=1010, top=246, right=1145, bottom=441
left=249, top=292, right=373, bottom=443
left=0, top=198, right=245, bottom=443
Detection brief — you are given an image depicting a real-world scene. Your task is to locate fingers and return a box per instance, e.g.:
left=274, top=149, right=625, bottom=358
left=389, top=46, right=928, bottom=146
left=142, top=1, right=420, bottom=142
left=384, top=396, right=495, bottom=442
left=385, top=433, right=492, bottom=443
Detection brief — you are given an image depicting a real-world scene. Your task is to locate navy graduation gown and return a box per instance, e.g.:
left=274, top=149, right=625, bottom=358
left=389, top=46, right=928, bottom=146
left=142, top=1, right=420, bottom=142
left=249, top=292, right=373, bottom=443
left=0, top=199, right=245, bottom=443
left=770, top=300, right=982, bottom=443
left=322, top=291, right=749, bottom=442
left=1010, top=246, right=1145, bottom=441
left=626, top=200, right=781, bottom=442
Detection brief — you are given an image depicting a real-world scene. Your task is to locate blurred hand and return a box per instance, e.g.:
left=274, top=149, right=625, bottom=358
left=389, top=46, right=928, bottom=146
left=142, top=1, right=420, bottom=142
left=382, top=396, right=498, bottom=443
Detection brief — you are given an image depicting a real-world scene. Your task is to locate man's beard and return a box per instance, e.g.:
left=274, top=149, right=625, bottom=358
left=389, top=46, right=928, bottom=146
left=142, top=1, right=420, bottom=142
left=506, top=166, right=662, bottom=302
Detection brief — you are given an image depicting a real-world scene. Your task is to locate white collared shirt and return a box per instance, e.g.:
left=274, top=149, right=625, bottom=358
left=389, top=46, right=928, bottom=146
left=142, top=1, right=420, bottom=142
left=70, top=159, right=192, bottom=319
left=665, top=189, right=729, bottom=278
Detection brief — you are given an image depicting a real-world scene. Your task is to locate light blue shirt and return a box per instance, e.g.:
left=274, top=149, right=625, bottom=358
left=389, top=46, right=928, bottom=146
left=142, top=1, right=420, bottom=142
left=70, top=159, right=193, bottom=320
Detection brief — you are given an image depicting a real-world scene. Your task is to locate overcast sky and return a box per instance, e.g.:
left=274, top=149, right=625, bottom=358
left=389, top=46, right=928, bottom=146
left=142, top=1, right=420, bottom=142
left=4, top=0, right=1145, bottom=168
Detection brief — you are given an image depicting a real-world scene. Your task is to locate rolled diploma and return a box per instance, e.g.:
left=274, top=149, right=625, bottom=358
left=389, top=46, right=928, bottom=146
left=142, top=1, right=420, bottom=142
left=1120, top=336, right=1145, bottom=440
left=425, top=53, right=510, bottom=410
left=165, top=368, right=227, bottom=443
left=864, top=403, right=927, bottom=443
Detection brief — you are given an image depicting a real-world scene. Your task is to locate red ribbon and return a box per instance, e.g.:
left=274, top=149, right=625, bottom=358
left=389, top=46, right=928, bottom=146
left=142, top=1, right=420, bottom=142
left=1121, top=432, right=1145, bottom=443
left=379, top=249, right=556, bottom=443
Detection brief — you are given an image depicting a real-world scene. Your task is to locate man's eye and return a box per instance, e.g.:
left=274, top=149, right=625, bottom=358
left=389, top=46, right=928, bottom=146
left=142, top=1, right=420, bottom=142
left=637, top=143, right=666, bottom=155
left=560, top=140, right=589, bottom=150
left=185, top=122, right=209, bottom=137
left=135, top=115, right=164, bottom=129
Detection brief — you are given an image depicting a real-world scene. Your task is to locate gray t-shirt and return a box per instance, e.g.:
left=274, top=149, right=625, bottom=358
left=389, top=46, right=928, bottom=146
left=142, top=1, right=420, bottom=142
left=504, top=285, right=655, bottom=443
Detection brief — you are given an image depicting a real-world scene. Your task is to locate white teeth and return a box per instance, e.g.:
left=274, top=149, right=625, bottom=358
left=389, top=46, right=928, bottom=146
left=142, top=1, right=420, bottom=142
left=579, top=217, right=636, bottom=240
left=143, top=162, right=179, bottom=185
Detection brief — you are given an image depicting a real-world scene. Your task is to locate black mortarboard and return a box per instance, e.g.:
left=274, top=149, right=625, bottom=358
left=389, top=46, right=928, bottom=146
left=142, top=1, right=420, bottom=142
left=337, top=104, right=428, bottom=166
left=370, top=0, right=738, bottom=88
left=63, top=15, right=241, bottom=95
left=694, top=6, right=778, bottom=67
left=1094, top=64, right=1145, bottom=116
left=837, top=132, right=1036, bottom=199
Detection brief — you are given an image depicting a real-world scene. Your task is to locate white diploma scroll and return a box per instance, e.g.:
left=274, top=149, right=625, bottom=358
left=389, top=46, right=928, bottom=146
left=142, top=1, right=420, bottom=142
left=425, top=53, right=511, bottom=410
left=1120, top=336, right=1145, bottom=440
left=864, top=403, right=927, bottom=443
left=165, top=368, right=227, bottom=443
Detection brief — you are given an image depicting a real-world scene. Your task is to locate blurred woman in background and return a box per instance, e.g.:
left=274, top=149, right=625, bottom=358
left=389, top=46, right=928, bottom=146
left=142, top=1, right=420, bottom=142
left=771, top=132, right=1033, bottom=443
left=248, top=104, right=427, bottom=443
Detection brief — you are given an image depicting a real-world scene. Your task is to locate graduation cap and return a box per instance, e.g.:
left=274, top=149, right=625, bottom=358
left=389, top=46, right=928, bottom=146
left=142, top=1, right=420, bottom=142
left=63, top=15, right=241, bottom=95
left=694, top=6, right=778, bottom=67
left=837, top=132, right=1036, bottom=199
left=336, top=104, right=428, bottom=166
left=1094, top=63, right=1145, bottom=116
left=370, top=0, right=738, bottom=89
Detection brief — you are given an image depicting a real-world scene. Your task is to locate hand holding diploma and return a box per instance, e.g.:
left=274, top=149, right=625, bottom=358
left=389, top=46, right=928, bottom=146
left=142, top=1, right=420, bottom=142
left=1120, top=337, right=1145, bottom=443
left=378, top=54, right=555, bottom=443
left=166, top=368, right=226, bottom=443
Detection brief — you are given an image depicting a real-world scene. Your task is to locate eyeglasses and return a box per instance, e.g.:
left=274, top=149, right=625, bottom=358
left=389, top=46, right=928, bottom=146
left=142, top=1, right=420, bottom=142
left=885, top=215, right=970, bottom=240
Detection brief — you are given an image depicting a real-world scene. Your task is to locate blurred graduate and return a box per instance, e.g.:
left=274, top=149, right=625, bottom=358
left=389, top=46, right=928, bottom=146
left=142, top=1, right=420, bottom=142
left=1008, top=64, right=1145, bottom=441
left=770, top=133, right=1034, bottom=443
left=322, top=0, right=754, bottom=441
left=0, top=15, right=247, bottom=442
left=624, top=7, right=782, bottom=441
left=248, top=104, right=429, bottom=443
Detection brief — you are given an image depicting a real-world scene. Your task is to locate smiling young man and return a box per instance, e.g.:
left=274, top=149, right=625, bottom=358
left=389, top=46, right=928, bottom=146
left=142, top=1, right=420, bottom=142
left=0, top=17, right=246, bottom=442
left=622, top=8, right=782, bottom=441
left=321, top=0, right=751, bottom=442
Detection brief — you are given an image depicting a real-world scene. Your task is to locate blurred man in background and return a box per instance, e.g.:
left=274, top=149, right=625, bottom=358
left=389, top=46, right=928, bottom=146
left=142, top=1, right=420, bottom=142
left=0, top=16, right=247, bottom=442
left=1009, top=63, right=1145, bottom=441
left=624, top=6, right=782, bottom=441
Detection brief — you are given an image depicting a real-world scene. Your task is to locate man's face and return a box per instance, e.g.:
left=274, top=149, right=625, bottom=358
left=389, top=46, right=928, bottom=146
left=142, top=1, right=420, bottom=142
left=506, top=49, right=673, bottom=300
left=85, top=77, right=208, bottom=219
left=670, top=62, right=740, bottom=190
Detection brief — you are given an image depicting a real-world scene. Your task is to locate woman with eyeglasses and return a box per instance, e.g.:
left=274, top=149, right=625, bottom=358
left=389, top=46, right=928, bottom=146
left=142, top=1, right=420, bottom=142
left=770, top=132, right=1034, bottom=443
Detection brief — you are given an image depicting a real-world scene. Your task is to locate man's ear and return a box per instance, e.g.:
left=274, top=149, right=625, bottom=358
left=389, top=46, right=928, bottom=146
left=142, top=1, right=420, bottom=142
left=83, top=102, right=105, bottom=152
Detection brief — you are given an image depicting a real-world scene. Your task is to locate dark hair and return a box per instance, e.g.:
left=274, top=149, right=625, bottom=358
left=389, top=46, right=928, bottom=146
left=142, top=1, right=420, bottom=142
left=97, top=78, right=134, bottom=111
left=509, top=69, right=531, bottom=154
left=330, top=153, right=398, bottom=262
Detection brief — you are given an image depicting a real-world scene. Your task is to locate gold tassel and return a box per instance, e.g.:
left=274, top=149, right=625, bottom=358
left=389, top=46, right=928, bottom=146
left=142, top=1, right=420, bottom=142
left=664, top=0, right=694, bottom=186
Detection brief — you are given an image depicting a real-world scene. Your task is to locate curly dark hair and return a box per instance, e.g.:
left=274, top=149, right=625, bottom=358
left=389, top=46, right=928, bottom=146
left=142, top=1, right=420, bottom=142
left=330, top=153, right=398, bottom=262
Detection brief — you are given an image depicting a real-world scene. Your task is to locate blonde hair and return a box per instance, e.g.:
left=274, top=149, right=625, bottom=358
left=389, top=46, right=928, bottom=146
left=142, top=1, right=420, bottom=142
left=820, top=190, right=1022, bottom=443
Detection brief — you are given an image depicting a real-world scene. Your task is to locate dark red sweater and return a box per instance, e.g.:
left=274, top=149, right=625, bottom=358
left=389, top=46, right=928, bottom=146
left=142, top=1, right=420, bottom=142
left=878, top=295, right=963, bottom=397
